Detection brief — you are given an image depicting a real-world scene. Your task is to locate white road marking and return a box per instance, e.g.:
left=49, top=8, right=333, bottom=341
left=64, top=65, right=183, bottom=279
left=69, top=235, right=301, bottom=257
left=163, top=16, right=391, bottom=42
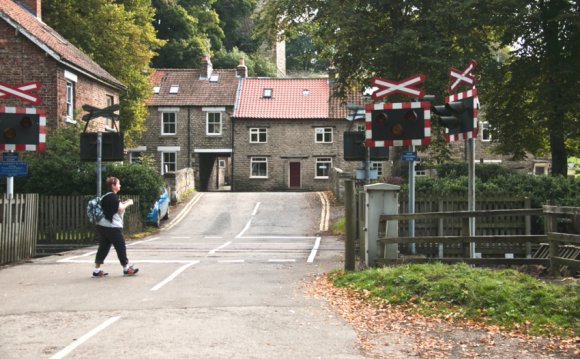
left=50, top=316, right=121, bottom=359
left=218, top=259, right=245, bottom=263
left=267, top=259, right=296, bottom=263
left=317, top=192, right=330, bottom=231
left=251, top=202, right=261, bottom=216
left=163, top=193, right=203, bottom=231
left=208, top=241, right=232, bottom=255
left=236, top=218, right=253, bottom=238
left=127, top=237, right=159, bottom=246
left=204, top=236, right=223, bottom=239
left=307, top=237, right=322, bottom=263
left=151, top=261, right=198, bottom=291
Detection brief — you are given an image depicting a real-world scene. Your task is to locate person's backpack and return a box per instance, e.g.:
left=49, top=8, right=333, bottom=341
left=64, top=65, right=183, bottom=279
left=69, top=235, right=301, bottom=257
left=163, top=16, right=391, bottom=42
left=86, top=192, right=112, bottom=224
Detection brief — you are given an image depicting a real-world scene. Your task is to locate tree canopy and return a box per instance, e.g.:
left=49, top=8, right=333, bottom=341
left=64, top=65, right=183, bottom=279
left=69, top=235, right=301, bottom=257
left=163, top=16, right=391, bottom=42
left=42, top=0, right=165, bottom=144
left=256, top=0, right=580, bottom=175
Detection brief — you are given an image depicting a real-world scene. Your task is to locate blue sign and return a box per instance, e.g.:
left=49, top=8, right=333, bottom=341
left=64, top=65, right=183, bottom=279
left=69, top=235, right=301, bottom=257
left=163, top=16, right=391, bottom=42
left=402, top=151, right=418, bottom=161
left=2, top=152, right=19, bottom=162
left=0, top=161, right=28, bottom=177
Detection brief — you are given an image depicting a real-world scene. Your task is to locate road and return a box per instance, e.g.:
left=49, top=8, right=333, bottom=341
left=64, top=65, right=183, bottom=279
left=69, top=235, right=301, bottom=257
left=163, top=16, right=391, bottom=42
left=0, top=192, right=364, bottom=359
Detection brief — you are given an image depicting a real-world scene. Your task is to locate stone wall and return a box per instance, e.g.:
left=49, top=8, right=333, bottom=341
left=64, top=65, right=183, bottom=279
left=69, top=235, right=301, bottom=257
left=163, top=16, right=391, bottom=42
left=163, top=168, right=195, bottom=204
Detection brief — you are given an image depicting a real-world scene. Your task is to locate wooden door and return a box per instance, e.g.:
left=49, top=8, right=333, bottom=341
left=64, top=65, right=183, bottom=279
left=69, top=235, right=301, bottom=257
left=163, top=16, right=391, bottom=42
left=289, top=162, right=301, bottom=188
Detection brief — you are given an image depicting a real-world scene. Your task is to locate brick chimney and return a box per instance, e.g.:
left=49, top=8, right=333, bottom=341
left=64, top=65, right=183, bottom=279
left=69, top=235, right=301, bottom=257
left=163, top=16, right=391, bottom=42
left=200, top=54, right=213, bottom=80
left=236, top=57, right=248, bottom=78
left=17, top=0, right=42, bottom=19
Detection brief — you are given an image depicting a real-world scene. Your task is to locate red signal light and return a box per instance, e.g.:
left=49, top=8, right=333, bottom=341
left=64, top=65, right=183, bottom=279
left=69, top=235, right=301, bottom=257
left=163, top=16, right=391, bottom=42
left=404, top=110, right=417, bottom=121
left=4, top=127, right=17, bottom=140
left=20, top=115, right=33, bottom=128
left=391, top=123, right=403, bottom=136
left=376, top=112, right=388, bottom=124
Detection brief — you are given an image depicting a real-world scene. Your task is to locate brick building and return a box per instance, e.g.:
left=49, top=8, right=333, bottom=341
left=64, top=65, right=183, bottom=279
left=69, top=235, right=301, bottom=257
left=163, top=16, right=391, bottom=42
left=0, top=0, right=125, bottom=133
left=232, top=78, right=362, bottom=191
left=135, top=56, right=245, bottom=190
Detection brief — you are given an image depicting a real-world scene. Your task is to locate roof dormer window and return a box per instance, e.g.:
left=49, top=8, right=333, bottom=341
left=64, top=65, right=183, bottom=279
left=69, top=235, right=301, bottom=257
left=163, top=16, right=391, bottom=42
left=209, top=74, right=219, bottom=83
left=303, top=89, right=310, bottom=96
left=153, top=86, right=160, bottom=94
left=169, top=85, right=179, bottom=94
left=263, top=88, right=273, bottom=98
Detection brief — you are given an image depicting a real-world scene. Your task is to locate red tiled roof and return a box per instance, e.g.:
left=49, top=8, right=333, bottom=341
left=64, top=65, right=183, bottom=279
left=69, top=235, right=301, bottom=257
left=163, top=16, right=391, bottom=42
left=234, top=78, right=331, bottom=119
left=0, top=1, right=125, bottom=90
left=146, top=69, right=240, bottom=107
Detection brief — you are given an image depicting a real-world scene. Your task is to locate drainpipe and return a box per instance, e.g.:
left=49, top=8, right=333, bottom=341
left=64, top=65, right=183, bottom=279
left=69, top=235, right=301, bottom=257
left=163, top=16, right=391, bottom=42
left=188, top=107, right=191, bottom=168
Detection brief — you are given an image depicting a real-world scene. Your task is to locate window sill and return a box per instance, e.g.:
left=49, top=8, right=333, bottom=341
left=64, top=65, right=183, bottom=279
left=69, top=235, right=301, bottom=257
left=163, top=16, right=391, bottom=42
left=250, top=176, right=268, bottom=179
left=314, top=177, right=329, bottom=180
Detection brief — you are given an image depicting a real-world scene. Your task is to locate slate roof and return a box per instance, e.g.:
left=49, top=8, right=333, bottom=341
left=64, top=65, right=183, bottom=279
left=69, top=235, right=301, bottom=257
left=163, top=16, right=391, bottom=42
left=0, top=1, right=125, bottom=90
left=146, top=69, right=240, bottom=107
left=234, top=78, right=333, bottom=119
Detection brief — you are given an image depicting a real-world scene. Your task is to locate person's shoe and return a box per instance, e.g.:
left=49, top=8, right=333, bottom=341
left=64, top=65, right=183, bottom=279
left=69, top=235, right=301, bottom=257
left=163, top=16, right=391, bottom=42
left=92, top=270, right=108, bottom=278
left=123, top=265, right=139, bottom=276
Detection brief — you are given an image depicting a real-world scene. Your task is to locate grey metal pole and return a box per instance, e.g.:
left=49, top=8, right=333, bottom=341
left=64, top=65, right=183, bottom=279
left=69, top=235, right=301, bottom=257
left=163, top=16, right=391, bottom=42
left=468, top=137, right=476, bottom=257
left=408, top=145, right=416, bottom=254
left=97, top=132, right=102, bottom=197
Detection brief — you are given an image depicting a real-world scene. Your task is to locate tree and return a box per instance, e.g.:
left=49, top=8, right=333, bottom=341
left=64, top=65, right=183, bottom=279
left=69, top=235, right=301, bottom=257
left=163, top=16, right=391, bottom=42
left=213, top=0, right=260, bottom=53
left=212, top=47, right=276, bottom=76
left=482, top=0, right=579, bottom=176
left=257, top=0, right=579, bottom=176
left=42, top=0, right=164, bottom=145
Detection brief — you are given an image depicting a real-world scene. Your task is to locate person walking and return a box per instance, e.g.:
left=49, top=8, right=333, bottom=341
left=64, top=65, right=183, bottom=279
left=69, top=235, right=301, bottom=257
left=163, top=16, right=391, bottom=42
left=92, top=176, right=139, bottom=277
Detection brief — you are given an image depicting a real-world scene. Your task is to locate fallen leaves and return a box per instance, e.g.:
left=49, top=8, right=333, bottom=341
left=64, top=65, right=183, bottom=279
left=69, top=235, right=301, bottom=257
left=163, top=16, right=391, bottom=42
left=305, top=273, right=579, bottom=358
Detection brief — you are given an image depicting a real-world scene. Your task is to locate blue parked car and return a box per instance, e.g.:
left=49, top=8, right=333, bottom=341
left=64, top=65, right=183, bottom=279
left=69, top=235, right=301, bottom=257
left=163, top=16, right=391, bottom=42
left=146, top=187, right=170, bottom=227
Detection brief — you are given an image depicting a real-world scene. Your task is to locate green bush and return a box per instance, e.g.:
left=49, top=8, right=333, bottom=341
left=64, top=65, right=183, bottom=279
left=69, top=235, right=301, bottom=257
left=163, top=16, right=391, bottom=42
left=407, top=163, right=580, bottom=207
left=4, top=125, right=164, bottom=219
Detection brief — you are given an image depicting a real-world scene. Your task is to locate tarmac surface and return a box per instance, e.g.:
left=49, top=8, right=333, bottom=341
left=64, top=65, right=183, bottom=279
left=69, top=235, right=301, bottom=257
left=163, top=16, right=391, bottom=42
left=0, top=191, right=365, bottom=359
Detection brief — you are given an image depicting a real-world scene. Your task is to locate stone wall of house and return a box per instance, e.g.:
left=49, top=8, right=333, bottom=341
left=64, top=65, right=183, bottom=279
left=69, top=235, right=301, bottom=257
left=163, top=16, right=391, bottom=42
left=232, top=118, right=363, bottom=192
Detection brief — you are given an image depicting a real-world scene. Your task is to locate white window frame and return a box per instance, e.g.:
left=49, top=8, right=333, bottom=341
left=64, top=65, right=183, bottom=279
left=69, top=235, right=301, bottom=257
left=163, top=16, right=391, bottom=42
left=315, top=157, right=332, bottom=178
left=315, top=127, right=333, bottom=143
left=481, top=121, right=492, bottom=142
left=161, top=112, right=177, bottom=135
left=161, top=152, right=177, bottom=174
left=129, top=151, right=143, bottom=164
left=249, top=128, right=267, bottom=143
left=371, top=162, right=384, bottom=177
left=250, top=157, right=268, bottom=178
left=66, top=80, right=75, bottom=122
left=206, top=112, right=222, bottom=136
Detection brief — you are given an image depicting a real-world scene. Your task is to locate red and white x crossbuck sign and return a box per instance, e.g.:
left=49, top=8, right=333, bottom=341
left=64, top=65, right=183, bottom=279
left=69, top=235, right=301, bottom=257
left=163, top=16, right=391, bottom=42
left=448, top=60, right=476, bottom=93
left=0, top=82, right=42, bottom=105
left=371, top=74, right=426, bottom=100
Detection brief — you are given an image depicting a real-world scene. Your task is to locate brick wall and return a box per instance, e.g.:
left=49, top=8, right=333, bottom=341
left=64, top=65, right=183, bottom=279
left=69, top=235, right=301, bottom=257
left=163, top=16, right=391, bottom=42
left=0, top=21, right=122, bottom=131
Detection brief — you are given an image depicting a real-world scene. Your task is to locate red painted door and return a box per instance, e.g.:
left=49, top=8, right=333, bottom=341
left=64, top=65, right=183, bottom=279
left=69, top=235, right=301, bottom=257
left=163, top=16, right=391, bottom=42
left=289, top=162, right=301, bottom=188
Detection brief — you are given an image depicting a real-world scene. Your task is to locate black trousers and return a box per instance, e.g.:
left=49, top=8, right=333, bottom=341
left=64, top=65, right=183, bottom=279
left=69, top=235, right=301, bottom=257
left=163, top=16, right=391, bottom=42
left=95, top=225, right=128, bottom=267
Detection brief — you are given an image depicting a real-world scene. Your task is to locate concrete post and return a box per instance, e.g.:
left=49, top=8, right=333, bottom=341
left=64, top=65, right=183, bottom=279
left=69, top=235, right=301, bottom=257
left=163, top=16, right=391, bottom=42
left=364, top=183, right=400, bottom=266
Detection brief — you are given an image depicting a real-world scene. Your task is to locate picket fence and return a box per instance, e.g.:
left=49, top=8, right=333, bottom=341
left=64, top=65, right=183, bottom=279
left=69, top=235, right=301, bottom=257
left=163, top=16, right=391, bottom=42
left=0, top=194, right=38, bottom=266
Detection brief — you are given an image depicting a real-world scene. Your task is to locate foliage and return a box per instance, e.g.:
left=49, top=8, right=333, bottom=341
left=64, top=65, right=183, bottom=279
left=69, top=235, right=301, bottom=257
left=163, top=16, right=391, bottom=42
left=331, top=217, right=345, bottom=235
left=408, top=164, right=580, bottom=207
left=213, top=0, right=260, bottom=53
left=482, top=0, right=580, bottom=176
left=256, top=0, right=580, bottom=176
left=8, top=126, right=164, bottom=219
left=331, top=263, right=579, bottom=337
left=151, top=0, right=211, bottom=68
left=105, top=163, right=164, bottom=218
left=42, top=0, right=164, bottom=145
left=212, top=47, right=276, bottom=76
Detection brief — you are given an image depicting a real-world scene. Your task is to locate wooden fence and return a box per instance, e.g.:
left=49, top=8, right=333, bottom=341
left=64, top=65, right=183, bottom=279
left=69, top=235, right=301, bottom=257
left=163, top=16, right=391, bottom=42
left=375, top=205, right=580, bottom=276
left=0, top=194, right=38, bottom=266
left=0, top=194, right=143, bottom=263
left=36, top=195, right=142, bottom=255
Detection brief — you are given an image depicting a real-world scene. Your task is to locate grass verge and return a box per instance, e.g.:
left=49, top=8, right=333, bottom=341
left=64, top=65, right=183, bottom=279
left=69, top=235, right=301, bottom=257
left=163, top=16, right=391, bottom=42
left=330, top=262, right=579, bottom=337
